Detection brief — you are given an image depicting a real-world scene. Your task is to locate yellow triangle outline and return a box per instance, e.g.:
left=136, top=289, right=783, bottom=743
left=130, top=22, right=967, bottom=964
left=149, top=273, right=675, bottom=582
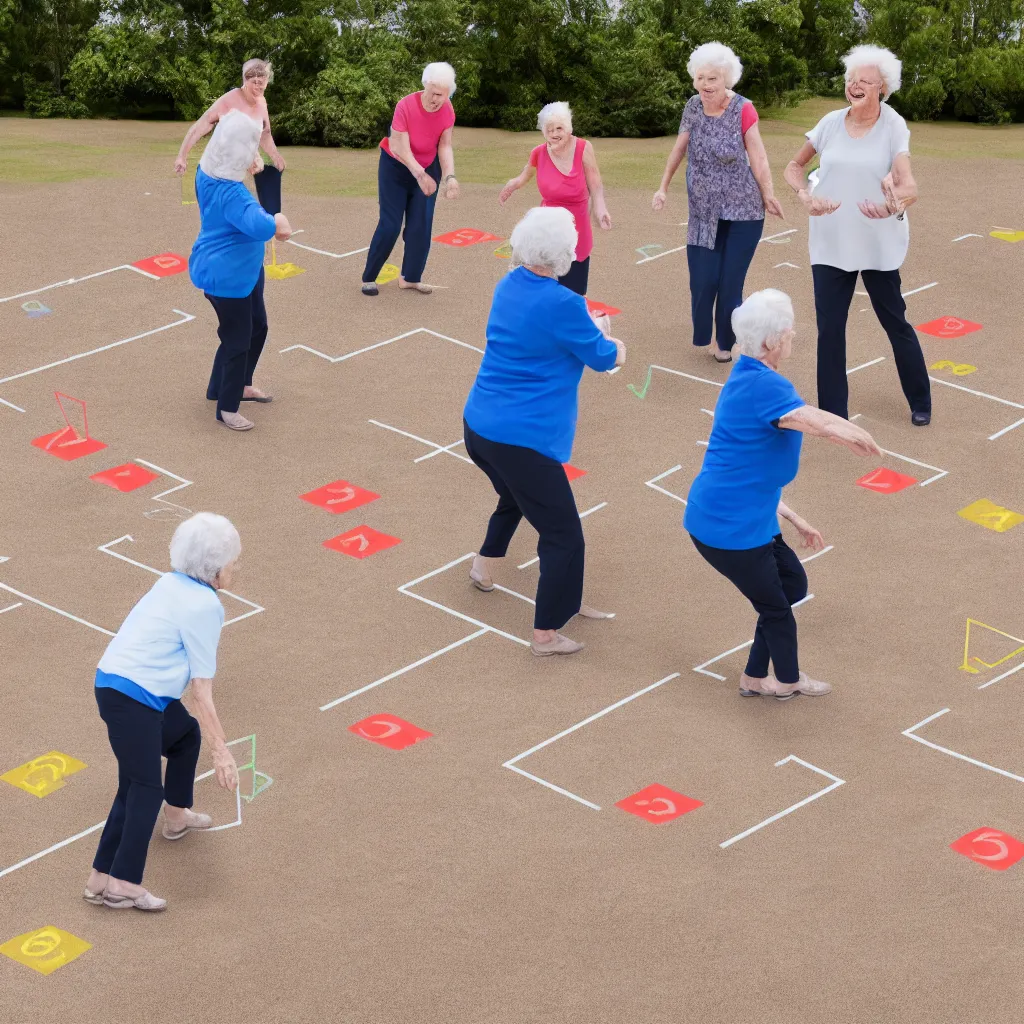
left=960, top=618, right=1024, bottom=674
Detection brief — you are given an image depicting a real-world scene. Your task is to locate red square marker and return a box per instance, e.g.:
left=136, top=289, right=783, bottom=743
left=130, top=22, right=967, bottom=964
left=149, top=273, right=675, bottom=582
left=31, top=428, right=107, bottom=461
left=323, top=526, right=401, bottom=559
left=563, top=463, right=586, bottom=482
left=917, top=316, right=982, bottom=338
left=90, top=463, right=159, bottom=493
left=616, top=784, right=703, bottom=824
left=300, top=480, right=380, bottom=515
left=951, top=828, right=1024, bottom=871
left=132, top=253, right=188, bottom=277
left=349, top=714, right=432, bottom=750
left=586, top=299, right=621, bottom=317
left=856, top=467, right=918, bottom=493
left=433, top=228, right=501, bottom=247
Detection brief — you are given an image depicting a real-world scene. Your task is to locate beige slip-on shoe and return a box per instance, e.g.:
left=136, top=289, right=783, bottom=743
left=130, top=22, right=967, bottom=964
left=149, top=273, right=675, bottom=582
left=103, top=890, right=167, bottom=912
left=162, top=809, right=213, bottom=841
left=531, top=634, right=584, bottom=657
left=775, top=672, right=832, bottom=701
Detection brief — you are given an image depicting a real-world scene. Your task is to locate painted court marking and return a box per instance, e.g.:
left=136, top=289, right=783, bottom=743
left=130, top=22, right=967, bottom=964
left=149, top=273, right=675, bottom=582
left=847, top=356, right=886, bottom=375
left=926, top=377, right=1024, bottom=441
left=281, top=327, right=483, bottom=364
left=98, top=535, right=264, bottom=626
left=760, top=229, right=797, bottom=245
left=635, top=245, right=685, bottom=265
left=0, top=263, right=159, bottom=306
left=502, top=673, right=682, bottom=810
left=877, top=447, right=948, bottom=487
left=368, top=420, right=473, bottom=464
left=646, top=465, right=687, bottom=505
left=903, top=709, right=1024, bottom=784
left=719, top=756, right=846, bottom=848
left=0, top=582, right=114, bottom=637
left=284, top=230, right=369, bottom=260
left=135, top=459, right=194, bottom=519
left=517, top=502, right=608, bottom=569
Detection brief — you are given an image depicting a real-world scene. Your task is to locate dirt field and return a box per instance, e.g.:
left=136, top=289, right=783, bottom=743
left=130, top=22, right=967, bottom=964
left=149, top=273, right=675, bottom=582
left=1, top=115, right=1023, bottom=1024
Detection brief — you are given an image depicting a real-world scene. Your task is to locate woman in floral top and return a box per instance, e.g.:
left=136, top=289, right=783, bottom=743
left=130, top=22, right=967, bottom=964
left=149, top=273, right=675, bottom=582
left=654, top=42, right=783, bottom=362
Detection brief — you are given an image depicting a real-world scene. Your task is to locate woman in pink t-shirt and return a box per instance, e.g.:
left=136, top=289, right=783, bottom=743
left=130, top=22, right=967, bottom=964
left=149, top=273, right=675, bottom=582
left=499, top=102, right=611, bottom=296
left=362, top=62, right=461, bottom=296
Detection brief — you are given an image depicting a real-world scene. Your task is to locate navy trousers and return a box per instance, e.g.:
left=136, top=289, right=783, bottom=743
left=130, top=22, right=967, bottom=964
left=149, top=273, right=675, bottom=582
left=558, top=257, right=590, bottom=296
left=811, top=264, right=932, bottom=420
left=92, top=687, right=201, bottom=885
left=687, top=218, right=764, bottom=350
left=691, top=534, right=807, bottom=684
left=363, top=151, right=441, bottom=285
left=205, top=268, right=267, bottom=417
left=464, top=423, right=584, bottom=631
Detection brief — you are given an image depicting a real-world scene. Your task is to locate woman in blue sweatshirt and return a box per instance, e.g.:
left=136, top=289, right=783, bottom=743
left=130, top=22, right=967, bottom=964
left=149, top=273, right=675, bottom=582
left=189, top=111, right=291, bottom=431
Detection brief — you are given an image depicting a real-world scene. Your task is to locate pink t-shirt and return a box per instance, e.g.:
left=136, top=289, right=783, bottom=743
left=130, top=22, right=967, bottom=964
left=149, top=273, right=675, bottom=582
left=741, top=100, right=759, bottom=134
left=380, top=92, right=456, bottom=169
left=530, top=139, right=592, bottom=262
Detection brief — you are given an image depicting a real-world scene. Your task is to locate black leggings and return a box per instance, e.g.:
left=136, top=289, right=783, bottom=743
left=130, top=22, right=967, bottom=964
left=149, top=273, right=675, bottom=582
left=205, top=268, right=268, bottom=417
left=691, top=534, right=807, bottom=684
left=558, top=256, right=590, bottom=296
left=464, top=423, right=584, bottom=631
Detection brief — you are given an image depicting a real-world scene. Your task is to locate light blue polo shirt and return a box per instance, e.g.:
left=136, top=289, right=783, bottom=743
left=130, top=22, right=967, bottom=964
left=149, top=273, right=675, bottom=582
left=95, top=572, right=225, bottom=710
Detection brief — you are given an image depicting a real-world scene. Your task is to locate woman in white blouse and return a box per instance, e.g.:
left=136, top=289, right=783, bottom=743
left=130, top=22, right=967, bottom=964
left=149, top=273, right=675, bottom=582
left=784, top=45, right=932, bottom=426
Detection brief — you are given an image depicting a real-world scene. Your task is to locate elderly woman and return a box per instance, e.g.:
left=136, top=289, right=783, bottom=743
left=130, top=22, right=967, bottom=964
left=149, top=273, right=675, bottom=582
left=784, top=46, right=931, bottom=425
left=361, top=63, right=460, bottom=296
left=685, top=289, right=881, bottom=699
left=83, top=514, right=240, bottom=912
left=174, top=59, right=286, bottom=177
left=498, top=102, right=612, bottom=296
left=463, top=207, right=624, bottom=656
left=653, top=43, right=782, bottom=362
left=189, top=111, right=292, bottom=431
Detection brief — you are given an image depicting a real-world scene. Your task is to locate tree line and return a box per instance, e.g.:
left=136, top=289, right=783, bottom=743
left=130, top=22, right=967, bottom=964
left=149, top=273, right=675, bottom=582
left=1, top=0, right=1022, bottom=143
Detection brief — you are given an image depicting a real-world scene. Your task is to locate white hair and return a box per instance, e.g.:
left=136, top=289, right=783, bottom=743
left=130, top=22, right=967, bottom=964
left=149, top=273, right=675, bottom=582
left=169, top=512, right=241, bottom=585
left=242, top=58, right=273, bottom=85
left=731, top=289, right=795, bottom=358
left=422, top=61, right=457, bottom=97
left=538, top=101, right=573, bottom=133
left=510, top=206, right=577, bottom=279
left=198, top=109, right=263, bottom=182
left=843, top=45, right=902, bottom=98
left=687, top=42, right=743, bottom=89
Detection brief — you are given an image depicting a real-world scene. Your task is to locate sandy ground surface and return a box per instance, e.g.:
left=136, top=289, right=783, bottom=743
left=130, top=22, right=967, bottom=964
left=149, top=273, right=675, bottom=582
left=1, top=119, right=1023, bottom=1023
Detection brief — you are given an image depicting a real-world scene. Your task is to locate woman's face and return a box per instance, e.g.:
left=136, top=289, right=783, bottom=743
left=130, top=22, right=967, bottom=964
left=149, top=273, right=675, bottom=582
left=242, top=69, right=268, bottom=104
left=421, top=82, right=449, bottom=112
left=543, top=118, right=571, bottom=147
left=214, top=559, right=237, bottom=591
left=693, top=66, right=728, bottom=106
left=846, top=66, right=884, bottom=110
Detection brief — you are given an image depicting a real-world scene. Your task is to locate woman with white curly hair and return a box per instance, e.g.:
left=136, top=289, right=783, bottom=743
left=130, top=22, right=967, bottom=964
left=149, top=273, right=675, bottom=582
left=174, top=58, right=286, bottom=177
left=463, top=207, right=624, bottom=657
left=84, top=513, right=242, bottom=912
left=361, top=62, right=461, bottom=296
left=685, top=290, right=881, bottom=699
left=653, top=42, right=782, bottom=361
left=784, top=45, right=932, bottom=425
left=498, top=101, right=612, bottom=295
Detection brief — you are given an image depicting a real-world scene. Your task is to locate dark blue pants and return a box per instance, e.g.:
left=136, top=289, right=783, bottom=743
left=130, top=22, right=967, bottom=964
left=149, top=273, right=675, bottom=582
left=691, top=534, right=807, bottom=684
left=464, top=423, right=584, bottom=631
left=205, top=268, right=267, bottom=417
left=687, top=218, right=764, bottom=350
left=92, top=687, right=201, bottom=885
left=558, top=257, right=590, bottom=296
left=811, top=264, right=932, bottom=420
left=363, top=151, right=441, bottom=285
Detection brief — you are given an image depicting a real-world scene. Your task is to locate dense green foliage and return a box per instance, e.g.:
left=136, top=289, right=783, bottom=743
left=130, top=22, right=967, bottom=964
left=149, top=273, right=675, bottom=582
left=1, top=0, right=1022, bottom=139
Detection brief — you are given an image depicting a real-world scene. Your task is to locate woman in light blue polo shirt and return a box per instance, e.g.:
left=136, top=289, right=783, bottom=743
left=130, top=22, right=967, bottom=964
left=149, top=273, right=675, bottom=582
left=685, top=289, right=881, bottom=700
left=83, top=513, right=241, bottom=912
left=463, top=206, right=624, bottom=657
left=190, top=110, right=292, bottom=432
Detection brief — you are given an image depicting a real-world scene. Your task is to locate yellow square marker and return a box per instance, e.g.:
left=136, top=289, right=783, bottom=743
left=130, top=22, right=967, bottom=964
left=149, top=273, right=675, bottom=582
left=958, top=499, right=1024, bottom=533
left=1, top=751, right=88, bottom=798
left=376, top=263, right=400, bottom=285
left=0, top=927, right=91, bottom=975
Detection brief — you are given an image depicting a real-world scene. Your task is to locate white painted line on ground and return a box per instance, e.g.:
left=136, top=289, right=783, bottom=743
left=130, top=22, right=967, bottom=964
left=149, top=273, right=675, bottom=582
left=280, top=327, right=484, bottom=363
left=799, top=545, right=834, bottom=564
left=977, top=660, right=1024, bottom=691
left=952, top=234, right=982, bottom=242
left=503, top=673, right=682, bottom=810
left=760, top=229, right=797, bottom=244
left=903, top=708, right=1024, bottom=782
left=0, top=397, right=25, bottom=413
left=0, top=582, right=114, bottom=635
left=135, top=458, right=195, bottom=518
left=0, top=310, right=196, bottom=386
left=286, top=237, right=369, bottom=259
left=902, top=282, right=938, bottom=298
left=414, top=439, right=466, bottom=462
left=645, top=465, right=686, bottom=505
left=635, top=245, right=686, bottom=265
left=369, top=419, right=474, bottom=464
left=847, top=356, right=886, bottom=375
left=0, top=601, right=23, bottom=614
left=930, top=378, right=1024, bottom=409
left=988, top=417, right=1024, bottom=441
left=0, top=263, right=159, bottom=305
left=518, top=502, right=609, bottom=569
left=877, top=446, right=948, bottom=487
left=719, top=755, right=846, bottom=848
left=648, top=365, right=725, bottom=390
left=773, top=262, right=800, bottom=269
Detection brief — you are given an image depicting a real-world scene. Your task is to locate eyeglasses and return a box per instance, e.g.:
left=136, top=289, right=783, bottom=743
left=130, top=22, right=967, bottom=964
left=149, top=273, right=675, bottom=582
left=849, top=78, right=882, bottom=90
left=244, top=71, right=268, bottom=81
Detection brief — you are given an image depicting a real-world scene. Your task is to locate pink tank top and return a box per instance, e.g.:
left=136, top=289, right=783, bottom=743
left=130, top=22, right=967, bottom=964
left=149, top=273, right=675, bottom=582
left=530, top=139, right=592, bottom=262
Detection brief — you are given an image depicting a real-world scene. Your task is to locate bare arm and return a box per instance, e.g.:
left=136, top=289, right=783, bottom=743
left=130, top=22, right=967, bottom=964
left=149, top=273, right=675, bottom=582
left=777, top=405, right=882, bottom=456
left=387, top=129, right=426, bottom=178
left=499, top=161, right=536, bottom=203
left=653, top=131, right=689, bottom=208
left=259, top=102, right=285, bottom=171
left=175, top=101, right=222, bottom=173
left=582, top=140, right=611, bottom=228
left=438, top=127, right=459, bottom=199
left=883, top=152, right=918, bottom=212
left=189, top=677, right=238, bottom=790
left=784, top=141, right=840, bottom=216
left=777, top=500, right=825, bottom=551
left=743, top=124, right=782, bottom=217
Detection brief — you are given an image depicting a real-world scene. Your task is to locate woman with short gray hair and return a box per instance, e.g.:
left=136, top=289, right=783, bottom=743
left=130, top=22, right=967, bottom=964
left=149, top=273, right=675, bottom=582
left=685, top=289, right=881, bottom=699
left=83, top=513, right=241, bottom=911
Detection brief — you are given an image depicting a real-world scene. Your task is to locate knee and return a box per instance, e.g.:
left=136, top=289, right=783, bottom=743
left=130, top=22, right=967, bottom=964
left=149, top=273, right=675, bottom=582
left=182, top=718, right=202, bottom=753
left=784, top=576, right=809, bottom=605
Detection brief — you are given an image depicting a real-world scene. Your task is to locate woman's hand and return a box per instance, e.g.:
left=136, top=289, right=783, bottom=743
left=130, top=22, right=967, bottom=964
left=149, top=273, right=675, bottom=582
left=273, top=154, right=287, bottom=172
left=763, top=195, right=784, bottom=218
left=858, top=199, right=893, bottom=219
left=499, top=179, right=520, bottom=205
left=417, top=171, right=437, bottom=197
left=249, top=157, right=265, bottom=176
left=174, top=156, right=187, bottom=175
left=597, top=208, right=612, bottom=230
left=443, top=176, right=460, bottom=200
left=792, top=518, right=826, bottom=551
left=652, top=190, right=667, bottom=212
left=274, top=213, right=292, bottom=242
left=591, top=312, right=612, bottom=338
left=800, top=190, right=840, bottom=216
left=826, top=418, right=883, bottom=457
left=211, top=744, right=239, bottom=792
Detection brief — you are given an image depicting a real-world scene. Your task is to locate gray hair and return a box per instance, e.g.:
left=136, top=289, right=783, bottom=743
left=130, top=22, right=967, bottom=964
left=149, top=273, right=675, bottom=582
left=169, top=512, right=241, bottom=585
left=198, top=109, right=263, bottom=182
left=843, top=45, right=901, bottom=99
left=422, top=61, right=457, bottom=97
left=731, top=289, right=795, bottom=358
left=687, top=42, right=743, bottom=89
left=510, top=206, right=577, bottom=279
left=242, top=58, right=273, bottom=85
left=538, top=101, right=572, bottom=133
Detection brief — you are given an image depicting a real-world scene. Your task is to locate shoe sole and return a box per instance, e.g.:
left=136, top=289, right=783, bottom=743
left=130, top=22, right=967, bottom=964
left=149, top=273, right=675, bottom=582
left=102, top=897, right=167, bottom=912
left=531, top=646, right=583, bottom=657
left=470, top=578, right=494, bottom=593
